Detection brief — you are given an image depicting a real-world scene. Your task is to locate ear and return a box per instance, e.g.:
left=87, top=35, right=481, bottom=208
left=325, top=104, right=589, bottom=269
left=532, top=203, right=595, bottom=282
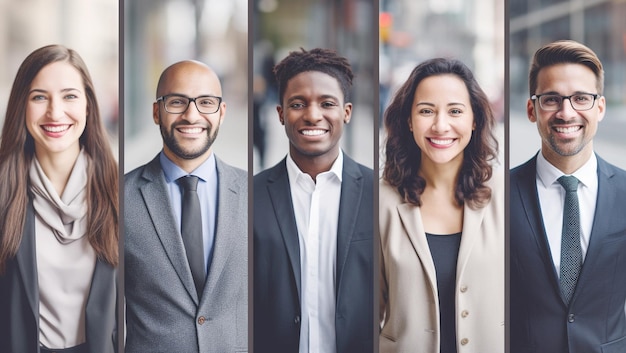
left=218, top=101, right=227, bottom=126
left=343, top=102, right=353, bottom=124
left=277, top=105, right=285, bottom=125
left=153, top=102, right=160, bottom=125
left=527, top=98, right=537, bottom=123
left=596, top=95, right=606, bottom=122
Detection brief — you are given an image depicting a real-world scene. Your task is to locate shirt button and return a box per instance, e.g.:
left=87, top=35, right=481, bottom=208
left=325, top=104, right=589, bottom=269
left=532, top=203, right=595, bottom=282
left=568, top=314, right=575, bottom=323
left=461, top=338, right=469, bottom=345
left=294, top=316, right=300, bottom=325
left=461, top=310, right=469, bottom=318
left=197, top=316, right=206, bottom=325
left=460, top=285, right=468, bottom=293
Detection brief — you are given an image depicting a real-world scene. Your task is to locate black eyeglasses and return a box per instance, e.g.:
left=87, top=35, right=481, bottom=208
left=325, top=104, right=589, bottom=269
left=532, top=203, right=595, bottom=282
left=531, top=93, right=599, bottom=112
left=157, top=94, right=222, bottom=114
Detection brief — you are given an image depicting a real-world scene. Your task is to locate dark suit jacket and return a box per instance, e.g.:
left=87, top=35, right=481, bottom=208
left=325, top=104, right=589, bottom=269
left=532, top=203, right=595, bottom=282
left=0, top=198, right=117, bottom=353
left=511, top=154, right=626, bottom=353
left=124, top=154, right=247, bottom=353
left=253, top=155, right=374, bottom=353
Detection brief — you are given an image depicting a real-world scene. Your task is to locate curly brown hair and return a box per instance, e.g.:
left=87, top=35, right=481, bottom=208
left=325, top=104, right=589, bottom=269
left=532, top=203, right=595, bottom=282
left=382, top=58, right=498, bottom=209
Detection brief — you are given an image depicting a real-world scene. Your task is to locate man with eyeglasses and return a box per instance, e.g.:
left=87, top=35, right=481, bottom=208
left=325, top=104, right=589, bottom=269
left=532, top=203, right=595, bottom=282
left=124, top=60, right=247, bottom=353
left=510, top=40, right=626, bottom=353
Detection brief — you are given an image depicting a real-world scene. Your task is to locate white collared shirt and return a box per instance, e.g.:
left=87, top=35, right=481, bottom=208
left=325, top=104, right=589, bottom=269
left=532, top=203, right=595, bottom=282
left=536, top=151, right=598, bottom=274
left=286, top=151, right=343, bottom=353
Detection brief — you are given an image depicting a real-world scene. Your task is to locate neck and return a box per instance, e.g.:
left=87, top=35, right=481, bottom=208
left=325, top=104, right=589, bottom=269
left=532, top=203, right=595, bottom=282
left=34, top=146, right=81, bottom=197
left=419, top=155, right=462, bottom=192
left=290, top=147, right=339, bottom=182
left=164, top=148, right=212, bottom=174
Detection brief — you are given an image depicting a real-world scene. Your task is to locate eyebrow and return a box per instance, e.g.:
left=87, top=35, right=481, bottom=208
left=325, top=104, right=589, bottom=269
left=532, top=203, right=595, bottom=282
left=536, top=90, right=594, bottom=96
left=416, top=102, right=467, bottom=107
left=286, top=94, right=340, bottom=104
left=29, top=88, right=82, bottom=94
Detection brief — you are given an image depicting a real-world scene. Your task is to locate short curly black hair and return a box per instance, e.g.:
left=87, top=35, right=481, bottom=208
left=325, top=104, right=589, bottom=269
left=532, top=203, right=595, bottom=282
left=273, top=48, right=354, bottom=105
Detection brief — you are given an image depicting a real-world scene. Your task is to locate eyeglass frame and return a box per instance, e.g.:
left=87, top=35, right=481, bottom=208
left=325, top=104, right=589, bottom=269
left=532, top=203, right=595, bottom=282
left=530, top=93, right=600, bottom=112
left=156, top=94, right=223, bottom=114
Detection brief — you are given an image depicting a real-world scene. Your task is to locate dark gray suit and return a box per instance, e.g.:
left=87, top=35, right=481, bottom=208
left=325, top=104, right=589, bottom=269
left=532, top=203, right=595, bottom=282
left=511, top=154, right=626, bottom=352
left=253, top=155, right=374, bottom=353
left=0, top=198, right=117, bottom=353
left=124, top=154, right=247, bottom=353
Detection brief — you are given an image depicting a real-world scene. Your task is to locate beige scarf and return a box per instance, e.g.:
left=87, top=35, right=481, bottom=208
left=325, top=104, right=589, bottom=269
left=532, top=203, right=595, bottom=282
left=29, top=149, right=89, bottom=244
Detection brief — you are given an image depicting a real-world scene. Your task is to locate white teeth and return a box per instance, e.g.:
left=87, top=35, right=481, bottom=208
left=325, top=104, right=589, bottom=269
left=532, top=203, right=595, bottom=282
left=42, top=125, right=70, bottom=133
left=555, top=126, right=581, bottom=134
left=301, top=129, right=326, bottom=136
left=178, top=127, right=203, bottom=134
left=430, top=138, right=453, bottom=145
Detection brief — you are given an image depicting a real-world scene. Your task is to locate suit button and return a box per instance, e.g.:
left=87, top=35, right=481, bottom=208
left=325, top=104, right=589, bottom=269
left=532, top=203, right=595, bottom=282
left=461, top=310, right=469, bottom=318
left=294, top=316, right=300, bottom=325
left=460, top=338, right=469, bottom=345
left=198, top=316, right=206, bottom=325
left=568, top=314, right=575, bottom=323
left=460, top=285, right=468, bottom=293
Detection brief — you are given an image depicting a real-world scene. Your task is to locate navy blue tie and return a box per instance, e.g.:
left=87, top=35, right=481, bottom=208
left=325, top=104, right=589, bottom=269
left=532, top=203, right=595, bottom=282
left=178, top=175, right=205, bottom=298
left=557, top=175, right=581, bottom=305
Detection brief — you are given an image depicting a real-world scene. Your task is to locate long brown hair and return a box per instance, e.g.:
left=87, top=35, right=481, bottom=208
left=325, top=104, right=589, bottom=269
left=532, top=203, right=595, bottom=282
left=0, top=44, right=118, bottom=273
left=383, top=58, right=498, bottom=209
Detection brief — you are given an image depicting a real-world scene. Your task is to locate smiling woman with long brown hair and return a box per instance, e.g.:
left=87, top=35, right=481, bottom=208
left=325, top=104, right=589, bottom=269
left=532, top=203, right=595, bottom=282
left=0, top=45, right=118, bottom=353
left=379, top=58, right=503, bottom=353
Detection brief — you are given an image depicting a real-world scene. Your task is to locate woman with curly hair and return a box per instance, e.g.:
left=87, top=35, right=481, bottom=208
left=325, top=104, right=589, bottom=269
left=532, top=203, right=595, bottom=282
left=0, top=45, right=118, bottom=353
left=379, top=58, right=503, bottom=353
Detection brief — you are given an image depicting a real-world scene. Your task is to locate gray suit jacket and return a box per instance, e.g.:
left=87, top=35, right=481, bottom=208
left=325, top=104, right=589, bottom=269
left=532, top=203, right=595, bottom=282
left=124, top=154, right=248, bottom=353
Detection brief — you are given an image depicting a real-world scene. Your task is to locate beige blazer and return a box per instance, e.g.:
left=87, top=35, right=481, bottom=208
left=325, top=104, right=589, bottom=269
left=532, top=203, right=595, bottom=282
left=379, top=172, right=504, bottom=353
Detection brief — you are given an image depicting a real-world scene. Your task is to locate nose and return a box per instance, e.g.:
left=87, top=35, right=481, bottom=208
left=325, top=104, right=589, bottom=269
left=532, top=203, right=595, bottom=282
left=303, top=105, right=323, bottom=124
left=431, top=112, right=450, bottom=133
left=182, top=100, right=203, bottom=123
left=556, top=97, right=577, bottom=119
left=46, top=97, right=64, bottom=121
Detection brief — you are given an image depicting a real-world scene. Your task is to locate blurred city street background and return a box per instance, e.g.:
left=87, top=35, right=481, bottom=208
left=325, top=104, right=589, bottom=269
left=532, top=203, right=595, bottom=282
left=510, top=0, right=626, bottom=169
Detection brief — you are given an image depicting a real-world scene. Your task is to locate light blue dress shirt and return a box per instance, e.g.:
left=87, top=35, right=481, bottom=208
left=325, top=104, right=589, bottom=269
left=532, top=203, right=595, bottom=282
left=159, top=151, right=218, bottom=275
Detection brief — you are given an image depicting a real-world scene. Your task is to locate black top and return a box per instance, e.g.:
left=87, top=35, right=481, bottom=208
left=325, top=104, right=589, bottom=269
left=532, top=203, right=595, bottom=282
left=426, top=232, right=462, bottom=353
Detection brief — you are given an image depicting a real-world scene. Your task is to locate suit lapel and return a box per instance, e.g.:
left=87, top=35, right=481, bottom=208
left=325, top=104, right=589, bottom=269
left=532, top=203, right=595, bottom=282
left=15, top=200, right=39, bottom=321
left=201, top=158, right=243, bottom=301
left=267, top=160, right=302, bottom=298
left=573, top=156, right=616, bottom=303
left=516, top=157, right=567, bottom=303
left=396, top=203, right=438, bottom=296
left=139, top=157, right=199, bottom=303
left=456, top=202, right=485, bottom=279
left=335, top=156, right=363, bottom=293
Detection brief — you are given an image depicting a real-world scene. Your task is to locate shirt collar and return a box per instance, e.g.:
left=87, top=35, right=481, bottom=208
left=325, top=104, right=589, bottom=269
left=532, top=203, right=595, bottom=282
left=536, top=150, right=597, bottom=189
left=286, top=150, right=344, bottom=185
left=159, top=151, right=217, bottom=184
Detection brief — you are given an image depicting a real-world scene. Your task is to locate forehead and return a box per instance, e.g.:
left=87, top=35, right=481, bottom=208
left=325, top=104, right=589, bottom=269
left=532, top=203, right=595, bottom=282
left=414, top=74, right=470, bottom=101
left=536, top=63, right=598, bottom=93
left=160, top=65, right=221, bottom=97
left=283, top=71, right=343, bottom=100
left=31, top=61, right=83, bottom=88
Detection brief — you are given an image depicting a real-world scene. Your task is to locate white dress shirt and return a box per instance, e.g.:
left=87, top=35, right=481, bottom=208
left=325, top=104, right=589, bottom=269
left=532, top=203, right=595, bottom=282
left=536, top=151, right=598, bottom=274
left=286, top=151, right=343, bottom=353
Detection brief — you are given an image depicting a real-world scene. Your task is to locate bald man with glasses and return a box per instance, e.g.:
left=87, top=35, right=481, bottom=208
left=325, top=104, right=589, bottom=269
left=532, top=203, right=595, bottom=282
left=124, top=60, right=247, bottom=353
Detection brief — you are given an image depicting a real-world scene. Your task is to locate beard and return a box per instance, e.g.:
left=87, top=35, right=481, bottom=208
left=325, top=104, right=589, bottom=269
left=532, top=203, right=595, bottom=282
left=159, top=115, right=219, bottom=160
